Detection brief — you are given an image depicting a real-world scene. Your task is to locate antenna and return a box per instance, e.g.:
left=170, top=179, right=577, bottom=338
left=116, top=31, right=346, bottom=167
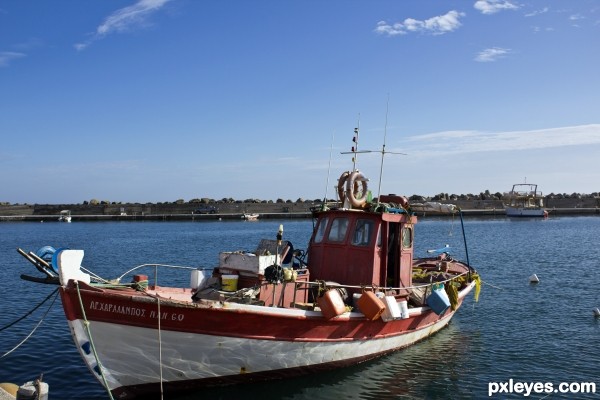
left=351, top=115, right=360, bottom=172
left=322, top=129, right=335, bottom=205
left=376, top=95, right=391, bottom=204
left=340, top=97, right=406, bottom=203
left=373, top=95, right=408, bottom=203
left=341, top=115, right=368, bottom=162
left=351, top=127, right=358, bottom=171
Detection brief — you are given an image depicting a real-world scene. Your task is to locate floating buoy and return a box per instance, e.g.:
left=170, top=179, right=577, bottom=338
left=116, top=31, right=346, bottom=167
left=593, top=308, right=600, bottom=318
left=529, top=274, right=539, bottom=283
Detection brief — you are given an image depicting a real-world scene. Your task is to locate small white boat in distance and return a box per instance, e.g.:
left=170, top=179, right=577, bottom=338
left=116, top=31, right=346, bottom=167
left=242, top=213, right=259, bottom=221
left=504, top=183, right=548, bottom=218
left=58, top=210, right=72, bottom=223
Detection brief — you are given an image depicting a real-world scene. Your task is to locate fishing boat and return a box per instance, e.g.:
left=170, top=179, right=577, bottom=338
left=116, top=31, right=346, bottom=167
left=57, top=210, right=72, bottom=223
left=504, top=183, right=548, bottom=217
left=18, top=132, right=480, bottom=399
left=242, top=213, right=259, bottom=221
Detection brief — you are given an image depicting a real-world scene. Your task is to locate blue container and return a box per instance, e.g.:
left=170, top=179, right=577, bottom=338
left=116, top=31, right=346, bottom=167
left=427, top=283, right=451, bottom=315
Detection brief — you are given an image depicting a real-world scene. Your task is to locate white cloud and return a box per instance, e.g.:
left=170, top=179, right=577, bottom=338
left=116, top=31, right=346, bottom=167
left=13, top=38, right=43, bottom=51
left=474, top=47, right=510, bottom=62
left=532, top=26, right=554, bottom=33
left=74, top=43, right=88, bottom=51
left=75, top=0, right=173, bottom=51
left=402, top=125, right=600, bottom=157
left=525, top=7, right=549, bottom=17
left=474, top=0, right=519, bottom=15
left=0, top=51, right=25, bottom=67
left=375, top=10, right=465, bottom=36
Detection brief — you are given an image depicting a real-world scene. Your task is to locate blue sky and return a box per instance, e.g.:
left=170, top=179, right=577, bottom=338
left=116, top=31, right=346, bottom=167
left=1, top=0, right=599, bottom=204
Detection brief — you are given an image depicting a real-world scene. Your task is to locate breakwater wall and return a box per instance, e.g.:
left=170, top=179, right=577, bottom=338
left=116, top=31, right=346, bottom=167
left=1, top=198, right=600, bottom=222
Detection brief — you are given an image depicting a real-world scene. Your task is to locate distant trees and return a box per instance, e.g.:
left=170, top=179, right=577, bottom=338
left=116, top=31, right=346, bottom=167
left=84, top=199, right=112, bottom=205
left=61, top=190, right=600, bottom=208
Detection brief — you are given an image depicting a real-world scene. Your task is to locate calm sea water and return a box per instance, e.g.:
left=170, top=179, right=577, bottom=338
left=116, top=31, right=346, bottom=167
left=1, top=216, right=599, bottom=399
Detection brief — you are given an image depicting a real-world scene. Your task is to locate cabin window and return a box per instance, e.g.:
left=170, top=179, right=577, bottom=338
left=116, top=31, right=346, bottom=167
left=328, top=217, right=349, bottom=242
left=401, top=226, right=413, bottom=249
left=351, top=219, right=374, bottom=246
left=314, top=217, right=329, bottom=243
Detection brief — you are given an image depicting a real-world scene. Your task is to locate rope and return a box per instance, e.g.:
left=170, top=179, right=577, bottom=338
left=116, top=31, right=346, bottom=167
left=482, top=280, right=503, bottom=290
left=88, top=280, right=148, bottom=291
left=0, top=288, right=58, bottom=332
left=155, top=269, right=164, bottom=400
left=157, top=297, right=164, bottom=400
left=0, top=290, right=59, bottom=359
left=80, top=266, right=112, bottom=283
left=75, top=281, right=115, bottom=400
left=458, top=209, right=471, bottom=269
left=34, top=374, right=43, bottom=400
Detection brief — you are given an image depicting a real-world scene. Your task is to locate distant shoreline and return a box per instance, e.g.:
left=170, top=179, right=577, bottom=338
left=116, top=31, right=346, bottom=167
left=1, top=207, right=599, bottom=222
left=1, top=197, right=599, bottom=221
left=0, top=197, right=600, bottom=220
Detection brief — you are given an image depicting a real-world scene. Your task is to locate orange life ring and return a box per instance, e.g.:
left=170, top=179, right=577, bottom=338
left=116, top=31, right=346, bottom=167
left=345, top=171, right=368, bottom=208
left=337, top=171, right=350, bottom=202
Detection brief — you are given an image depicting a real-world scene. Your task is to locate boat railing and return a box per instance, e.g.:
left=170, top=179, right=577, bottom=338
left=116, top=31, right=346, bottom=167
left=107, top=263, right=202, bottom=287
left=218, top=270, right=472, bottom=309
left=86, top=263, right=473, bottom=310
left=303, top=271, right=470, bottom=293
left=510, top=190, right=538, bottom=197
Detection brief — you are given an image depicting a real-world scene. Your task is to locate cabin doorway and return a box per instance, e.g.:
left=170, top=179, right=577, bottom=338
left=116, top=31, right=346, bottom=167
left=386, top=222, right=400, bottom=287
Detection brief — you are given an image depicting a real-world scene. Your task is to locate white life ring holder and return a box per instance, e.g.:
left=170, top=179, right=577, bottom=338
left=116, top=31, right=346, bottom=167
left=337, top=171, right=350, bottom=202
left=345, top=171, right=368, bottom=208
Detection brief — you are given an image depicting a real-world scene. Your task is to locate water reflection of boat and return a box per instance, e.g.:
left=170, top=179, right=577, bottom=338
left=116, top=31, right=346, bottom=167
left=504, top=183, right=548, bottom=217
left=18, top=127, right=480, bottom=399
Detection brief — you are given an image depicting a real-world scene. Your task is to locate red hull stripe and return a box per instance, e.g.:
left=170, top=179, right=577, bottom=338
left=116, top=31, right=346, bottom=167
left=60, top=285, right=456, bottom=342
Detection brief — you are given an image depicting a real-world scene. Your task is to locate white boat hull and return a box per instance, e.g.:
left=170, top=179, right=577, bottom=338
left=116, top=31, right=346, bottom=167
left=505, top=207, right=547, bottom=217
left=69, top=312, right=453, bottom=396
left=63, top=281, right=474, bottom=398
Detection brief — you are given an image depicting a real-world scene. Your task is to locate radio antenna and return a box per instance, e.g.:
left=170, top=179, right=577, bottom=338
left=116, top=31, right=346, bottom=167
left=376, top=96, right=391, bottom=204
left=374, top=95, right=408, bottom=204
left=341, top=96, right=407, bottom=204
left=341, top=114, right=362, bottom=169
left=351, top=115, right=360, bottom=172
left=322, top=129, right=335, bottom=206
